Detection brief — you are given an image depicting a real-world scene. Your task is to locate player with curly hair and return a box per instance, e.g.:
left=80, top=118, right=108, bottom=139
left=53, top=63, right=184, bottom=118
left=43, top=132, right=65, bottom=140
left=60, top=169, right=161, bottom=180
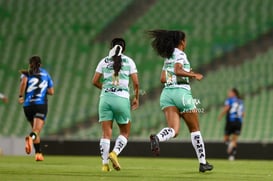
left=148, top=30, right=213, bottom=172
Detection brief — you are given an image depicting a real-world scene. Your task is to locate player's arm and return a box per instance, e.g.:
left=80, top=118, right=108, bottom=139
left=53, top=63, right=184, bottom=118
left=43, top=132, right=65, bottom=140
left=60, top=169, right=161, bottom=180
left=18, top=76, right=28, bottom=104
left=47, top=88, right=54, bottom=95
left=92, top=72, right=102, bottom=89
left=218, top=105, right=230, bottom=121
left=47, top=74, right=54, bottom=95
left=131, top=73, right=139, bottom=111
left=174, top=63, right=203, bottom=80
left=242, top=110, right=245, bottom=118
left=160, top=70, right=166, bottom=83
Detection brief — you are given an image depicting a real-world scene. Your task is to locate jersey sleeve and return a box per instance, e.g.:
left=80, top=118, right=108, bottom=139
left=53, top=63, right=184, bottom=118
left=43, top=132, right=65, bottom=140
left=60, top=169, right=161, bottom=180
left=224, top=99, right=231, bottom=106
left=20, top=74, right=26, bottom=79
left=129, top=58, right=137, bottom=74
left=174, top=53, right=186, bottom=65
left=95, top=59, right=105, bottom=73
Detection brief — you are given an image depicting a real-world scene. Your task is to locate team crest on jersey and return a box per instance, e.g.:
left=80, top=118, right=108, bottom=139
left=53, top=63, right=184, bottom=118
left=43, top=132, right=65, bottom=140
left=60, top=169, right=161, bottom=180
left=104, top=58, right=111, bottom=63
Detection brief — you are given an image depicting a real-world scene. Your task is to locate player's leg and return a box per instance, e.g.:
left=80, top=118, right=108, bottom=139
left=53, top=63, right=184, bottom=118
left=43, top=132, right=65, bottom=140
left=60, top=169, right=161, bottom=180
left=158, top=106, right=180, bottom=140
left=111, top=97, right=131, bottom=157
left=109, top=122, right=130, bottom=171
left=100, top=121, right=113, bottom=171
left=109, top=96, right=131, bottom=171
left=227, top=134, right=238, bottom=160
left=32, top=117, right=45, bottom=161
left=181, top=111, right=213, bottom=172
left=228, top=121, right=241, bottom=160
left=224, top=121, right=234, bottom=159
left=150, top=88, right=180, bottom=155
left=150, top=106, right=180, bottom=156
left=98, top=95, right=114, bottom=171
left=224, top=135, right=230, bottom=144
left=25, top=120, right=34, bottom=155
left=230, top=134, right=238, bottom=154
left=24, top=106, right=37, bottom=155
left=113, top=122, right=130, bottom=155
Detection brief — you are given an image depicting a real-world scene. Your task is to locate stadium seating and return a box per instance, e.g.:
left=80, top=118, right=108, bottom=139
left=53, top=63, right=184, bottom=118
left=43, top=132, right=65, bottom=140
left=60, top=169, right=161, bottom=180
left=0, top=0, right=132, bottom=136
left=0, top=0, right=272, bottom=142
left=124, top=0, right=273, bottom=68
left=191, top=49, right=273, bottom=108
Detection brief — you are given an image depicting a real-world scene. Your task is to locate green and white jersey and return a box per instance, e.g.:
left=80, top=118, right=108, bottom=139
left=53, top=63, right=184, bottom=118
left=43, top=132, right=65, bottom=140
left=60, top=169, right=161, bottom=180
left=95, top=54, right=137, bottom=99
left=162, top=48, right=191, bottom=90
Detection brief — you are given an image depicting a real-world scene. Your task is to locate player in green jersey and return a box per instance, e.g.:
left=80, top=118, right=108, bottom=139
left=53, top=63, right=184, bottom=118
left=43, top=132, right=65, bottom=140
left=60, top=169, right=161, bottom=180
left=92, top=38, right=139, bottom=172
left=148, top=30, right=213, bottom=173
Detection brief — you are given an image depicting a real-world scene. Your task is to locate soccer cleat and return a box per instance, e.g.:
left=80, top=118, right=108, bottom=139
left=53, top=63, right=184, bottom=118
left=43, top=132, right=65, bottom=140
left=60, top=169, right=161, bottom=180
left=199, top=162, right=213, bottom=173
left=101, top=164, right=111, bottom=172
left=150, top=134, right=160, bottom=156
left=108, top=152, right=121, bottom=171
left=228, top=155, right=235, bottom=161
left=25, top=136, right=33, bottom=154
left=35, top=153, right=44, bottom=161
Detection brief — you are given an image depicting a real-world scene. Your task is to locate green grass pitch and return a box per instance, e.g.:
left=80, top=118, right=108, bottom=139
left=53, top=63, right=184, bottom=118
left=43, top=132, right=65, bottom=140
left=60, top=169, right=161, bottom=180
left=0, top=156, right=272, bottom=181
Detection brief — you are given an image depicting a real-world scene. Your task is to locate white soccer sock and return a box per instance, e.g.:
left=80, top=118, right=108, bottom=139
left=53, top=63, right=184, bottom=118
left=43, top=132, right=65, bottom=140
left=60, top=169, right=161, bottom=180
left=100, top=138, right=110, bottom=165
left=191, top=131, right=206, bottom=164
left=113, top=135, right=128, bottom=156
left=156, top=127, right=175, bottom=142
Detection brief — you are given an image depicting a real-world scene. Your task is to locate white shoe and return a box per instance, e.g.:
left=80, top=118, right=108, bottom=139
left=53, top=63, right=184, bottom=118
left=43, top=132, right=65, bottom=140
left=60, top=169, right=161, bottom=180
left=228, top=155, right=235, bottom=161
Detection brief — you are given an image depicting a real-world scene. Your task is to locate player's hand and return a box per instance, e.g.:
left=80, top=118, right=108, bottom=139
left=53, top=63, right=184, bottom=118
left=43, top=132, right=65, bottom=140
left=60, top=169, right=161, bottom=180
left=194, top=73, right=203, bottom=81
left=18, top=97, right=24, bottom=104
left=131, top=97, right=139, bottom=110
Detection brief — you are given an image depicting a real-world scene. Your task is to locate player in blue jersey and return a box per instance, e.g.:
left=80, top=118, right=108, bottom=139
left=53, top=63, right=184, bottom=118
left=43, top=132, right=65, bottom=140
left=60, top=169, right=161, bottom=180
left=148, top=30, right=213, bottom=172
left=18, top=56, right=54, bottom=161
left=218, top=88, right=244, bottom=160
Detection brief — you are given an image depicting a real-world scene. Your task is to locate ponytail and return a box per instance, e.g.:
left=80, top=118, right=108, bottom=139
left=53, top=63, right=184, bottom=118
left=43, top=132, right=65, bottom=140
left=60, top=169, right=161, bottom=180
left=20, top=56, right=41, bottom=76
left=109, top=38, right=126, bottom=77
left=232, top=88, right=241, bottom=99
left=109, top=45, right=122, bottom=76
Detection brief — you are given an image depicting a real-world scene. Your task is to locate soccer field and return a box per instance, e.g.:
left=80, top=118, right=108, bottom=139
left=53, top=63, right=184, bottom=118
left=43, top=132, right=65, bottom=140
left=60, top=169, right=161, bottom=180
left=0, top=156, right=272, bottom=181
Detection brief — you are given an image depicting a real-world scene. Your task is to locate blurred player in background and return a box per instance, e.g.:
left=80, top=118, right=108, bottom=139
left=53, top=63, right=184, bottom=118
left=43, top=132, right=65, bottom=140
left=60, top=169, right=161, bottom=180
left=92, top=38, right=139, bottom=172
left=218, top=88, right=244, bottom=160
left=0, top=92, right=8, bottom=103
left=147, top=30, right=213, bottom=173
left=18, top=56, right=54, bottom=161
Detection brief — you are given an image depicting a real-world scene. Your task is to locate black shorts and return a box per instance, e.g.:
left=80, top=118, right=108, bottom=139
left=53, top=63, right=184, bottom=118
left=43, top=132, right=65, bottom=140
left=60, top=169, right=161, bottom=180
left=225, top=120, right=242, bottom=135
left=23, top=104, right=48, bottom=122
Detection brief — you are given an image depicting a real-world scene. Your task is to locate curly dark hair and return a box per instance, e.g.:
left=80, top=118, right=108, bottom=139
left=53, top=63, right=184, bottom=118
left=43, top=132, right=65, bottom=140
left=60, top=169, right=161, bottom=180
left=147, top=30, right=186, bottom=59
